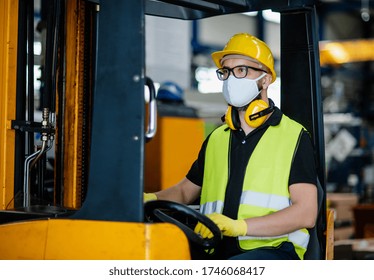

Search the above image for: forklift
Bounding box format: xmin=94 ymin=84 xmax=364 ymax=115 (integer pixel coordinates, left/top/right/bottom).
xmin=0 ymin=0 xmax=327 ymax=259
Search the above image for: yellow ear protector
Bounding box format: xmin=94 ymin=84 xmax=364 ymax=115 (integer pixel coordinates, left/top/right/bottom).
xmin=245 ymin=99 xmax=274 ymax=128
xmin=222 ymin=99 xmax=274 ymax=130
xmin=221 ymin=105 xmax=240 ymax=130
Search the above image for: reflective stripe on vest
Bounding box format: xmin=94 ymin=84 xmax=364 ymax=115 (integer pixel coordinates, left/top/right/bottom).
xmin=201 ymin=115 xmax=309 ymax=259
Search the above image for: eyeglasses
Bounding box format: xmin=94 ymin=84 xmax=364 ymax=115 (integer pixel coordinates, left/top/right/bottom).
xmin=216 ymin=65 xmax=267 ymax=81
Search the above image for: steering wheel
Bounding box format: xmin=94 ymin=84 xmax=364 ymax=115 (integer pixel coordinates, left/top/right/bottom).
xmin=144 ymin=200 xmax=222 ymax=249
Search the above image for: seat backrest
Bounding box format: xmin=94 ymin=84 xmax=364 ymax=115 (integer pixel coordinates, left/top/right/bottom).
xmin=304 ymin=178 xmax=324 ymax=260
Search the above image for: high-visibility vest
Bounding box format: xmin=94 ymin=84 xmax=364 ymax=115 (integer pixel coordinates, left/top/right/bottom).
xmin=200 ymin=115 xmax=310 ymax=259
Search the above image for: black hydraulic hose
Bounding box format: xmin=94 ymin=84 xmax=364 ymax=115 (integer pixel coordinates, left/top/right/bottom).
xmin=14 ymin=0 xmax=28 ymax=198
xmin=43 ymin=0 xmax=61 ymax=112
xmin=27 ymin=0 xmax=35 ymax=155
xmin=54 ymin=0 xmax=66 ymax=206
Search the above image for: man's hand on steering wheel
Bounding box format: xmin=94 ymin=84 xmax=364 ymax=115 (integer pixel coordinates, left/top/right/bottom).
xmin=144 ymin=200 xmax=222 ymax=249
xmin=195 ymin=213 xmax=247 ymax=238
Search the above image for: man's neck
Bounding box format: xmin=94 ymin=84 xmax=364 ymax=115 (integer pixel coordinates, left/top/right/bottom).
xmin=238 ymin=108 xmax=273 ymax=135
xmin=238 ymin=111 xmax=255 ymax=135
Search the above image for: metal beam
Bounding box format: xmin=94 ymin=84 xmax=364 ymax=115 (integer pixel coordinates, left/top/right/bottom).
xmin=145 ymin=0 xmax=316 ymax=20
xmin=72 ymin=0 xmax=145 ymax=222
xmin=280 ymin=6 xmax=326 ymax=256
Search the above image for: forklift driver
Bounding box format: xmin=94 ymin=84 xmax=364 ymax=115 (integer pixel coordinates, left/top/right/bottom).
xmin=144 ymin=33 xmax=318 ymax=260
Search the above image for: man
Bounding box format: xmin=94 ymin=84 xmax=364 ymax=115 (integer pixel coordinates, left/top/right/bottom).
xmin=144 ymin=33 xmax=318 ymax=260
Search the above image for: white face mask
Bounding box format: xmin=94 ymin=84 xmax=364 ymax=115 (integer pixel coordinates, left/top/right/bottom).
xmin=222 ymin=73 xmax=266 ymax=107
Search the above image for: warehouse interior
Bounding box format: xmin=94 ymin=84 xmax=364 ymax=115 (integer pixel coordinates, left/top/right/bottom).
xmin=0 ymin=0 xmax=374 ymax=260
xmin=145 ymin=1 xmax=374 ymax=259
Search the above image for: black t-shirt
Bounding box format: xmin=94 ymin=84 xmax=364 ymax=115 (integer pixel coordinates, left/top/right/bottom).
xmin=186 ymin=107 xmax=317 ymax=259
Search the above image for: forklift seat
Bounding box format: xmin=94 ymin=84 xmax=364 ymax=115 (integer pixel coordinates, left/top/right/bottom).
xmin=325 ymin=208 xmax=335 ymax=260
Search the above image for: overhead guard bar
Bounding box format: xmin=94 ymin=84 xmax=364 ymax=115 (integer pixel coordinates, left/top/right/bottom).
xmin=145 ymin=0 xmax=316 ymax=20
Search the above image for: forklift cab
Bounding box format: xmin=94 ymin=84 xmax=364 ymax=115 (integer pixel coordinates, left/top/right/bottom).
xmin=0 ymin=0 xmax=326 ymax=259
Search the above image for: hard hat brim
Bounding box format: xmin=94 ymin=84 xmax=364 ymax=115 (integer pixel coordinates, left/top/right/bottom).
xmin=211 ymin=50 xmax=276 ymax=83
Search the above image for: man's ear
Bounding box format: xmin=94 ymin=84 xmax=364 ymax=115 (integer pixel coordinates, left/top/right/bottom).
xmin=262 ymin=73 xmax=272 ymax=90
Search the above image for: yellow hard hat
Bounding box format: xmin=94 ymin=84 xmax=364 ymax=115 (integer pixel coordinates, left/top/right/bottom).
xmin=212 ymin=33 xmax=276 ymax=83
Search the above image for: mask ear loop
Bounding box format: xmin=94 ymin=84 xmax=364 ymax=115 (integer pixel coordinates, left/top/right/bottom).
xmin=248 ymin=72 xmax=267 ymax=103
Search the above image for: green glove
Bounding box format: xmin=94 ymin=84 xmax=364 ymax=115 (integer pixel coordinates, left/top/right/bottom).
xmin=194 ymin=213 xmax=247 ymax=238
xmin=143 ymin=193 xmax=157 ymax=203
